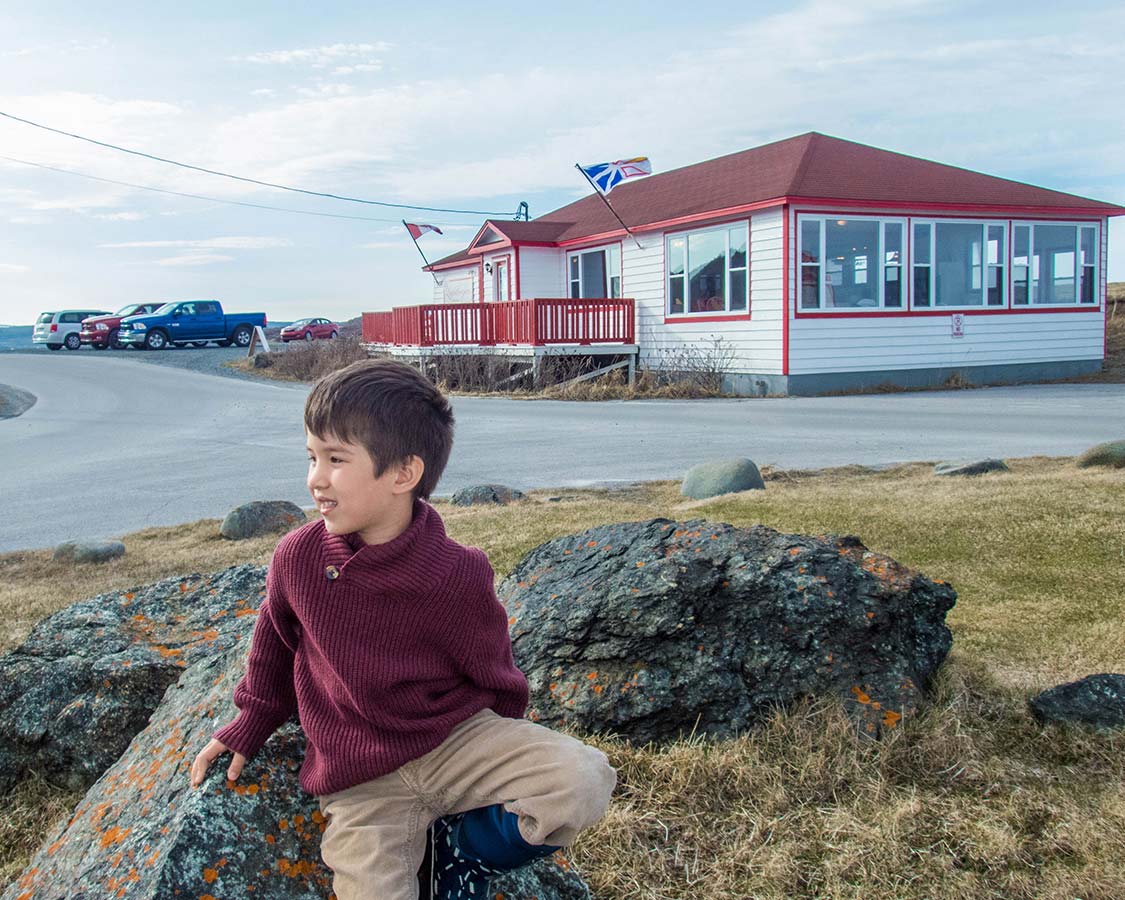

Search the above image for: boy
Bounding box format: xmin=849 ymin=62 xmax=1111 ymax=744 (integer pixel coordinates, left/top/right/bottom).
xmin=190 ymin=359 xmax=616 ymax=900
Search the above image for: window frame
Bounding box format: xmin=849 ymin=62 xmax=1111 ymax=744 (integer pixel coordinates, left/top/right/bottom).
xmin=909 ymin=218 xmax=1009 ymax=310
xmin=1011 ymin=220 xmax=1100 ymax=308
xmin=796 ymin=214 xmax=908 ymax=312
xmin=567 ymin=244 xmax=623 ymax=299
xmin=664 ymin=219 xmax=751 ymax=321
xmin=794 ymin=212 xmax=1102 ymax=316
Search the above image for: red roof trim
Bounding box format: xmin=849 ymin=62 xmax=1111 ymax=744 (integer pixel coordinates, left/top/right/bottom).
xmin=790 ymin=197 xmax=1121 ymax=217
xmin=427 ymin=258 xmax=480 ymax=272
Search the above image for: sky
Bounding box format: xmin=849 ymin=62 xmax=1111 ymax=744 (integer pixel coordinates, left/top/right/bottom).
xmin=1 ymin=0 xmax=1124 ymax=325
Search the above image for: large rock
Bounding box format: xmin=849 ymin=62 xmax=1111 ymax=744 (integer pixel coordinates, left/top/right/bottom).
xmin=1029 ymin=674 xmax=1125 ymax=730
xmin=1075 ymin=440 xmax=1125 ymax=469
xmin=933 ymin=458 xmax=1009 ymax=477
xmin=450 ymin=484 xmax=527 ymax=506
xmin=681 ymin=458 xmax=765 ymax=499
xmin=0 ymin=565 xmax=589 ymax=899
xmin=3 ymin=615 xmax=589 ymax=900
xmin=500 ymin=519 xmax=955 ymax=742
xmin=0 ymin=566 xmax=264 ymax=793
xmin=52 ymin=540 xmax=126 ymax=563
xmin=220 ymin=501 xmax=306 ymax=540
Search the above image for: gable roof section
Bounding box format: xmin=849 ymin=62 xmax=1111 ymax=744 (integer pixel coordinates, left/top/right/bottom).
xmin=427 ymin=133 xmax=1124 ymax=268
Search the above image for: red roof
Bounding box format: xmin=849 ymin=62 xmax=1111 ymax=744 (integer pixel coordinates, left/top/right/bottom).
xmin=428 ymin=132 xmax=1124 ymax=267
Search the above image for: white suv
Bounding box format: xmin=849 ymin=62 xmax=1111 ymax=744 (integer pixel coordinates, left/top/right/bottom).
xmin=33 ymin=309 xmax=111 ymax=351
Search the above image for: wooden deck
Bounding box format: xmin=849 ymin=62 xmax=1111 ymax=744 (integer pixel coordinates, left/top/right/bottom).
xmin=361 ymin=298 xmax=635 ymax=348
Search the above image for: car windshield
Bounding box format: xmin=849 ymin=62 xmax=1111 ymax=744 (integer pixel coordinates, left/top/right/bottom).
xmin=115 ymin=304 xmax=141 ymax=316
xmin=288 ymin=319 xmax=311 ymax=327
xmin=153 ymin=302 xmax=178 ymax=314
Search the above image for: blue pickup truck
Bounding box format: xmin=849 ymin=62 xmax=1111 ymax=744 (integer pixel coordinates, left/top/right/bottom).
xmin=116 ymin=300 xmax=267 ymax=350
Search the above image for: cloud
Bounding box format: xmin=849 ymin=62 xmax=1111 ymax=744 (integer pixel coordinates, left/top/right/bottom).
xmin=100 ymin=236 xmax=292 ymax=249
xmin=0 ymin=263 xmax=29 ymax=273
xmin=153 ymin=254 xmax=233 ymax=267
xmin=92 ymin=211 xmax=149 ymax=221
xmin=235 ymin=43 xmax=390 ymax=68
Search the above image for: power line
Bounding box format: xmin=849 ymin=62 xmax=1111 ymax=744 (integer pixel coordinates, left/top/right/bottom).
xmin=0 ymin=109 xmax=512 ymax=217
xmin=0 ymin=154 xmax=472 ymax=226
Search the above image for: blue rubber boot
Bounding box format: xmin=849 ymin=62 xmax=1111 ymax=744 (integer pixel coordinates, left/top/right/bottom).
xmin=430 ymin=805 xmax=561 ymax=898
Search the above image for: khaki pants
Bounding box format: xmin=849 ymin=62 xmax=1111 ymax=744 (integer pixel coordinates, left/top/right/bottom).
xmin=317 ymin=709 xmax=617 ymax=900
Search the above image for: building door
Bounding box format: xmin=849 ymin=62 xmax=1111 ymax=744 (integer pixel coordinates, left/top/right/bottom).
xmin=494 ymin=260 xmax=509 ymax=301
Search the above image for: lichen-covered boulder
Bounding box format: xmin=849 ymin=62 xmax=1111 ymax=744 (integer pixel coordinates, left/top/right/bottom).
xmin=450 ymin=484 xmax=528 ymax=506
xmin=1029 ymin=674 xmax=1125 ymax=730
xmin=500 ymin=519 xmax=956 ymax=742
xmin=1075 ymin=440 xmax=1125 ymax=469
xmin=220 ymin=501 xmax=306 ymax=540
xmin=933 ymin=458 xmax=1009 ymax=477
xmin=681 ymin=458 xmax=765 ymax=499
xmin=4 ymin=634 xmax=590 ymax=900
xmin=52 ymin=540 xmax=127 ymax=563
xmin=0 ymin=566 xmax=264 ymax=793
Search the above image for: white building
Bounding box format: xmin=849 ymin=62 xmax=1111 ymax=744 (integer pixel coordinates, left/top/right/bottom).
xmin=365 ymin=133 xmax=1123 ymax=395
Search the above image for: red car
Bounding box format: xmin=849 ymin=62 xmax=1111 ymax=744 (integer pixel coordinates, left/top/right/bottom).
xmin=79 ymin=302 xmax=166 ymax=350
xmin=280 ymin=317 xmax=340 ymax=342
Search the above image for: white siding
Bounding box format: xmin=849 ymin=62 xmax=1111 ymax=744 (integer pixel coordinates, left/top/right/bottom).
xmin=434 ymin=264 xmax=479 ymax=304
xmin=517 ymin=246 xmax=564 ymax=299
xmin=785 ymin=208 xmax=1107 ymax=374
xmin=632 ymin=208 xmax=785 ymax=375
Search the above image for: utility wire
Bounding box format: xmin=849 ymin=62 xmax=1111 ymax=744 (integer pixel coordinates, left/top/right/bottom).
xmin=0 ymin=109 xmax=512 ymax=217
xmin=0 ymin=154 xmax=471 ymax=226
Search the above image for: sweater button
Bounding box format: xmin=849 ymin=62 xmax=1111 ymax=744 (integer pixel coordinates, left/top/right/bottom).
xmin=325 ymin=565 xmax=340 ymax=580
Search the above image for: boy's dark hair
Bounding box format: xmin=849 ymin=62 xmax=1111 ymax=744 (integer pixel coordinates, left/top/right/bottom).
xmin=304 ymin=359 xmax=454 ymax=499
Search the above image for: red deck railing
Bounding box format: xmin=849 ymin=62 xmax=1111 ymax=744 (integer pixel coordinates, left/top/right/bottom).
xmin=362 ymin=298 xmax=635 ymax=347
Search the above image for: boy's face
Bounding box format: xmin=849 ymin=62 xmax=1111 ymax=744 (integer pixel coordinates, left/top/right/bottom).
xmin=306 ymin=430 xmax=411 ymax=542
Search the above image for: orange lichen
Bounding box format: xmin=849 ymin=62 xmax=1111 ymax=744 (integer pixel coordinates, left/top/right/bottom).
xmin=850 ymin=686 xmax=871 ymax=705
xmin=203 ymin=868 xmax=218 ymax=883
xmin=99 ymin=826 xmax=131 ymax=849
xmin=635 ymin=561 xmax=645 ymax=567
xmin=883 ymin=710 xmax=902 ymax=728
xmin=586 ymin=672 xmax=598 ymax=680
xmin=265 ymin=834 xmax=276 ymax=845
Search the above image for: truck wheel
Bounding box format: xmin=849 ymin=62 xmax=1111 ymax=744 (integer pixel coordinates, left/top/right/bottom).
xmin=232 ymin=326 xmax=253 ymax=347
xmin=305 ymin=331 xmax=314 ymax=342
xmin=46 ymin=343 xmax=62 ymax=351
xmin=109 ymin=329 xmax=124 ymax=350
xmin=329 ymin=330 xmax=338 ymax=339
xmin=64 ymin=333 xmax=82 ymax=350
xmin=145 ymin=330 xmax=168 ymax=350
xmin=216 ymin=340 xmax=231 ymax=347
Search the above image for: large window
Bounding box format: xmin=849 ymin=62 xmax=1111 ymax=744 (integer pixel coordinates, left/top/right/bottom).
xmin=666 ymin=223 xmax=749 ymax=315
xmin=569 ymin=246 xmax=621 ymax=298
xmin=1013 ymin=223 xmax=1099 ymax=305
xmin=799 ymin=217 xmax=904 ymax=309
xmin=912 ymin=221 xmax=1005 ymax=307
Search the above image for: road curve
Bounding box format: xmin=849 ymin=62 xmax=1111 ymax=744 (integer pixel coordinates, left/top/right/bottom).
xmin=1 ymin=353 xmax=1123 ymax=552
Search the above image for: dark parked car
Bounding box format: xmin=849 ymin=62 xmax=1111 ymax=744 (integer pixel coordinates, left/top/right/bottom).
xmin=79 ymin=303 xmax=166 ymax=350
xmin=280 ymin=317 xmax=340 ymax=342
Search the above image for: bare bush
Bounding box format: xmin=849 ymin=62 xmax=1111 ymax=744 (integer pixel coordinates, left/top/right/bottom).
xmin=251 ymin=335 xmax=371 ymax=382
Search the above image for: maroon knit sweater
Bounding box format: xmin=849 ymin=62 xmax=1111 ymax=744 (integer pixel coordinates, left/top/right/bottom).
xmin=213 ymin=499 xmax=529 ymax=796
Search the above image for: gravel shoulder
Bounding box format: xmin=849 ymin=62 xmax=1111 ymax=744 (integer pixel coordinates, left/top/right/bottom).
xmin=3 ymin=345 xmax=284 ymax=384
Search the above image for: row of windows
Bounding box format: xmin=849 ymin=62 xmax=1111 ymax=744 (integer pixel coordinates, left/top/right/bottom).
xmin=533 ymin=215 xmax=1102 ymax=316
xmin=799 ymin=216 xmax=1099 ymax=311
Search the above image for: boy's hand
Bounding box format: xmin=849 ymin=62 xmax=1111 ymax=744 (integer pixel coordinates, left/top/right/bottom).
xmin=190 ymin=739 xmax=246 ymax=788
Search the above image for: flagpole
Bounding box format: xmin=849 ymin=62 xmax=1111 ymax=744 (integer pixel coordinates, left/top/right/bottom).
xmin=574 ymin=164 xmax=644 ymax=250
xmin=404 ymin=220 xmax=440 ymax=285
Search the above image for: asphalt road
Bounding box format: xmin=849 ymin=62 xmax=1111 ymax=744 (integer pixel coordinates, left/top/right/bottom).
xmin=2 ymin=352 xmax=1123 ymax=552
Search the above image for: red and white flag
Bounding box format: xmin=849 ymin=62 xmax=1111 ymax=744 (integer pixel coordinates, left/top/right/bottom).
xmin=404 ymin=222 xmax=443 ymax=240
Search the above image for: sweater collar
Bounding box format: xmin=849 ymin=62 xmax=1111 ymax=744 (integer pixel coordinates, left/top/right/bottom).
xmin=320 ymin=499 xmax=440 ymax=576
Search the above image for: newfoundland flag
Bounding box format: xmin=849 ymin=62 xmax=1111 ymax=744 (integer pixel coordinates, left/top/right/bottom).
xmin=404 ymin=222 xmax=443 ymax=239
xmin=579 ymin=157 xmax=652 ymax=194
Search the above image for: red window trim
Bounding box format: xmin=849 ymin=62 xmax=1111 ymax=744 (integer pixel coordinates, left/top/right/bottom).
xmin=791 ymin=211 xmax=1105 ymax=319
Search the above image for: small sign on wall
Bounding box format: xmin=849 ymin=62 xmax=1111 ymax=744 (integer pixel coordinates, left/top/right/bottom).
xmin=951 ymin=314 xmax=965 ymax=338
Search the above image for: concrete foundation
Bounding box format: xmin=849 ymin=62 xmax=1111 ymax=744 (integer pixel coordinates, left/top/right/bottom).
xmin=723 ymin=359 xmax=1102 ymax=397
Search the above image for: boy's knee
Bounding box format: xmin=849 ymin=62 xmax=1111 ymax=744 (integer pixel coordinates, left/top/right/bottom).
xmin=554 ymin=742 xmax=616 ymax=819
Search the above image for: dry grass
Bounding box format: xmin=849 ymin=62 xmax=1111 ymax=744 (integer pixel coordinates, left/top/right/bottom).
xmin=2 ymin=459 xmax=1124 ymax=897
xmin=224 ymin=334 xmax=370 ymax=383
